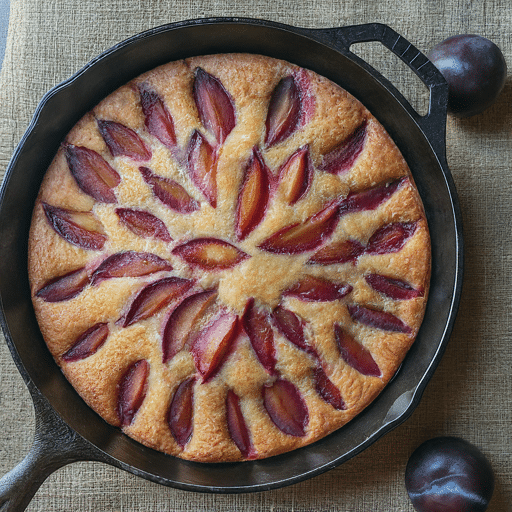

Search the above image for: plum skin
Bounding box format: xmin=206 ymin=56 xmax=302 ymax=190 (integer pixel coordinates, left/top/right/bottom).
xmin=405 ymin=436 xmax=494 ymax=512
xmin=428 ymin=34 xmax=507 ymax=117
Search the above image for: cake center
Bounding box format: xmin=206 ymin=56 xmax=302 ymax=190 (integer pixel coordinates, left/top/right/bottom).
xmin=217 ymin=250 xmax=307 ymax=313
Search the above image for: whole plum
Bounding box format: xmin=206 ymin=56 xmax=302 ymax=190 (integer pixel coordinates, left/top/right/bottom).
xmin=428 ymin=34 xmax=507 ymax=117
xmin=405 ymin=436 xmax=494 ymax=512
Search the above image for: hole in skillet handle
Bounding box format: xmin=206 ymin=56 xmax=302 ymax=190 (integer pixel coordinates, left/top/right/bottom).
xmin=350 ymin=41 xmax=430 ymax=116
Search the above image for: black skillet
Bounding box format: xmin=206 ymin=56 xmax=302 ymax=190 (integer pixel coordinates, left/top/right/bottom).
xmin=0 ymin=18 xmax=463 ymax=511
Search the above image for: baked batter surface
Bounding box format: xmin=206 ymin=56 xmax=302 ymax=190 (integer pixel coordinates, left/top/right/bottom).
xmin=28 ymin=54 xmax=430 ymax=461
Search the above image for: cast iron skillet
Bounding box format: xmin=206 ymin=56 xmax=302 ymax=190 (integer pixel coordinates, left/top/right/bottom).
xmin=0 ymin=18 xmax=463 ymax=510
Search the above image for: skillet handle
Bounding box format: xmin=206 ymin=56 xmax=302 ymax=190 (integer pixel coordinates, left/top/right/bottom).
xmin=0 ymin=382 xmax=103 ymax=511
xmin=314 ymin=23 xmax=449 ymax=162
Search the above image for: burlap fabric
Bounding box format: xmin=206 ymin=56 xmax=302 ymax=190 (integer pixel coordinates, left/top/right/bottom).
xmin=1 ymin=1 xmax=511 ymax=510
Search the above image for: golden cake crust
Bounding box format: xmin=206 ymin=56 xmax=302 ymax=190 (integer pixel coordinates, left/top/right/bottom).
xmin=28 ymin=53 xmax=431 ymax=462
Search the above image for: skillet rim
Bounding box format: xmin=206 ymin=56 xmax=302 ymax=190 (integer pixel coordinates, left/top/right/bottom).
xmin=0 ymin=17 xmax=463 ymax=493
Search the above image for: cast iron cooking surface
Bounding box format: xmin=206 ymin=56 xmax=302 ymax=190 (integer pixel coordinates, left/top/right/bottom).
xmin=0 ymin=18 xmax=462 ymax=497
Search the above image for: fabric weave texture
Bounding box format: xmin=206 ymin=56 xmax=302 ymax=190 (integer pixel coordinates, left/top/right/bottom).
xmin=0 ymin=1 xmax=511 ymax=510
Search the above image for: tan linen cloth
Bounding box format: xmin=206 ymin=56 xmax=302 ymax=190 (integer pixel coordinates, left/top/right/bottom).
xmin=1 ymin=0 xmax=511 ymax=510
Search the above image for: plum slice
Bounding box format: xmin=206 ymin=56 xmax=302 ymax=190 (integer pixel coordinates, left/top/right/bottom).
xmin=277 ymin=145 xmax=313 ymax=205
xmin=121 ymin=277 xmax=194 ymax=327
xmin=308 ymin=239 xmax=364 ymax=265
xmin=191 ymin=310 xmax=239 ymax=382
xmin=193 ymin=67 xmax=236 ymax=144
xmin=117 ymin=359 xmax=149 ymax=426
xmin=242 ymin=299 xmax=276 ymax=375
xmin=271 ymin=305 xmax=316 ymax=357
xmin=42 ymin=202 xmax=107 ymax=251
xmin=97 ymin=119 xmax=151 ymax=161
xmin=226 ymin=390 xmax=256 ymax=459
xmin=91 ymin=251 xmax=172 ymax=285
xmin=186 ymin=130 xmax=218 ymax=207
xmin=115 ymin=208 xmax=172 ymax=242
xmin=162 ymin=289 xmax=217 ymax=363
xmin=263 ymin=379 xmax=308 ymax=437
xmin=168 ymin=376 xmax=196 ymax=448
xmin=138 ymin=83 xmax=176 ymax=149
xmin=36 ymin=267 xmax=89 ymax=302
xmin=319 ymin=120 xmax=367 ymax=175
xmin=348 ymin=304 xmax=412 ymax=334
xmin=365 ymin=273 xmax=423 ymax=300
xmin=139 ymin=166 xmax=199 ymax=214
xmin=235 ymin=148 xmax=271 ymax=241
xmin=172 ymin=238 xmax=249 ymax=271
xmin=339 ymin=177 xmax=407 ymax=215
xmin=65 ymin=145 xmax=121 ymax=203
xmin=313 ymin=365 xmax=346 ymax=410
xmin=62 ymin=323 xmax=109 ymax=363
xmin=365 ymin=221 xmax=418 ymax=255
xmin=283 ymin=275 xmax=352 ymax=302
xmin=258 ymin=199 xmax=341 ymax=255
xmin=265 ymin=76 xmax=301 ymax=147
xmin=334 ymin=324 xmax=381 ymax=377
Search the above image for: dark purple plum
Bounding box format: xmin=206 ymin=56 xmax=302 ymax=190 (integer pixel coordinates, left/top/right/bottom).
xmin=428 ymin=34 xmax=507 ymax=117
xmin=405 ymin=436 xmax=494 ymax=512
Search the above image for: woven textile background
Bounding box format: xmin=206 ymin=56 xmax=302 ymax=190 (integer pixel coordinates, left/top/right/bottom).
xmin=1 ymin=0 xmax=511 ymax=510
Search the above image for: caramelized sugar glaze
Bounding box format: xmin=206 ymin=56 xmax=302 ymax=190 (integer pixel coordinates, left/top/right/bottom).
xmin=28 ymin=54 xmax=430 ymax=462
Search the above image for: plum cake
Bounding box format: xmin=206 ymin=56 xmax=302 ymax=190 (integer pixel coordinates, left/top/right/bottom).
xmin=28 ymin=54 xmax=431 ymax=462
